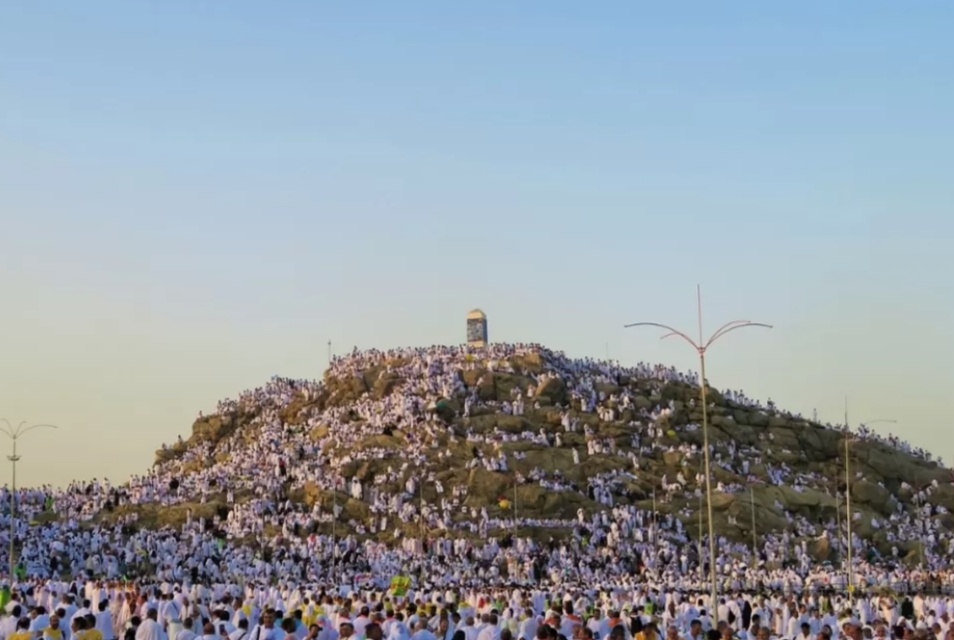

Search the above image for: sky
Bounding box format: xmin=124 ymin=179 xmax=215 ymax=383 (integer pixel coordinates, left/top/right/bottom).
xmin=1 ymin=2 xmax=952 ymax=488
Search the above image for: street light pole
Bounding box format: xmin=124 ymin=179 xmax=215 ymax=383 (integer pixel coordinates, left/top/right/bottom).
xmin=913 ymin=475 xmax=925 ymax=569
xmin=625 ymin=285 xmax=771 ymax=618
xmin=331 ymin=470 xmax=337 ymax=586
xmin=513 ymin=477 xmax=518 ymax=534
xmin=843 ymin=409 xmax=896 ymax=598
xmin=834 ymin=479 xmax=842 ymax=562
xmin=419 ymin=476 xmax=426 ymax=553
xmin=698 ymin=491 xmax=703 ymax=568
xmin=652 ymin=487 xmax=657 ymax=558
xmin=750 ymin=485 xmax=757 ymax=558
xmin=843 ymin=402 xmax=853 ymax=599
xmin=0 ymin=420 xmax=58 ymax=581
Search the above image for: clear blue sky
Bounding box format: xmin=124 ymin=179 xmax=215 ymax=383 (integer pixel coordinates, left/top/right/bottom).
xmin=1 ymin=2 xmax=952 ymax=488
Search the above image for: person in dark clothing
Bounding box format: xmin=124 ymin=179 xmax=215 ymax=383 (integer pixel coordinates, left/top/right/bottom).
xmin=742 ymin=600 xmax=753 ymax=630
xmin=124 ymin=616 xmax=141 ymax=640
xmin=900 ymin=598 xmax=914 ymax=622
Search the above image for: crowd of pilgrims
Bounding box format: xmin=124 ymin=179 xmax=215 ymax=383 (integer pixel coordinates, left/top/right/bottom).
xmin=1 ymin=345 xmax=951 ymax=598
xmin=2 ymin=579 xmax=954 ymax=640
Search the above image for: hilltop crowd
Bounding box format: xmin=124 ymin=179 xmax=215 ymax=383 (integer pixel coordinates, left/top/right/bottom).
xmin=0 ymin=345 xmax=950 ymax=603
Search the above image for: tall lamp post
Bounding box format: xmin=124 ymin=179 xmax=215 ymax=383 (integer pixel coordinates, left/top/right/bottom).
xmin=912 ymin=475 xmax=926 ymax=569
xmin=749 ymin=485 xmax=758 ymax=558
xmin=330 ymin=459 xmax=343 ymax=587
xmin=843 ymin=412 xmax=896 ymax=597
xmin=513 ymin=474 xmax=519 ymax=534
xmin=625 ymin=285 xmax=771 ymax=617
xmin=0 ymin=420 xmax=58 ymax=580
xmin=830 ymin=476 xmax=842 ymax=563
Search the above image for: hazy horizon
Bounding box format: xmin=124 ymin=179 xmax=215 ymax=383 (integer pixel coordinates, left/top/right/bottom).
xmin=2 ymin=2 xmax=952 ymax=488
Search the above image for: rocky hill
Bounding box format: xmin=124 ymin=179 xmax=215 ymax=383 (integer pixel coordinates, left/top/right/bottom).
xmin=135 ymin=344 xmax=948 ymax=569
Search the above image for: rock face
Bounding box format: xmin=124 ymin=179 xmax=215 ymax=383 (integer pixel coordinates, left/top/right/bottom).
xmin=147 ymin=344 xmax=946 ymax=565
xmin=155 ymin=413 xmax=249 ymax=466
xmin=535 ymin=377 xmax=567 ymax=406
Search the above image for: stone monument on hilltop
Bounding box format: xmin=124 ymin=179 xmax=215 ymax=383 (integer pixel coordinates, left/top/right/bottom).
xmin=466 ymin=309 xmax=488 ymax=347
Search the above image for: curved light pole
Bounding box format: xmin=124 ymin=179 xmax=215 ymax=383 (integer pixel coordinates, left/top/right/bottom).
xmin=0 ymin=420 xmax=58 ymax=580
xmin=911 ymin=474 xmax=927 ymax=570
xmin=843 ymin=411 xmax=896 ymax=597
xmin=829 ymin=475 xmax=843 ymax=563
xmin=330 ymin=459 xmax=341 ymax=587
xmin=624 ymin=285 xmax=771 ymax=619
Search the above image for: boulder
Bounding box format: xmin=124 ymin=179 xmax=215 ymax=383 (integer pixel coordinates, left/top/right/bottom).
xmin=372 ymin=372 xmax=402 ymax=399
xmin=851 ymin=480 xmax=891 ymax=512
xmin=536 ymin=377 xmax=568 ymax=406
xmin=747 ymin=411 xmax=770 ymax=427
xmin=461 ymin=370 xmax=497 ymax=401
xmin=808 ymin=536 xmax=832 ymax=563
xmin=595 ymin=383 xmax=620 ymax=396
xmin=509 ymin=352 xmax=545 ymax=374
xmin=325 ymin=374 xmax=369 ymax=407
xmin=663 ymin=451 xmax=684 ymax=467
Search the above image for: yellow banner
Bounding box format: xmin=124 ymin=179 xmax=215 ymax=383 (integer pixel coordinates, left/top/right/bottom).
xmin=390 ymin=575 xmax=411 ymax=596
